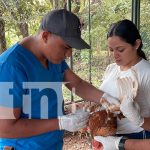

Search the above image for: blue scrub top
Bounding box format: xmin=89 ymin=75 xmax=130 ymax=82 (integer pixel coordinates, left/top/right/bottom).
xmin=0 ymin=43 xmax=69 ymax=150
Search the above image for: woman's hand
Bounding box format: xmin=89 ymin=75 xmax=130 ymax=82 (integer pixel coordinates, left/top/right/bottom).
xmin=117 ymin=69 xmax=144 ymax=127
xmin=94 ymin=136 xmax=122 ymax=150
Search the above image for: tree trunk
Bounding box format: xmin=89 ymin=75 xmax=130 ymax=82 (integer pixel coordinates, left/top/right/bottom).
xmin=72 ymin=0 xmax=81 ymax=13
xmin=72 ymin=0 xmax=81 ymax=58
xmin=60 ymin=0 xmax=67 ymax=9
xmin=18 ymin=22 xmax=29 ymax=38
xmin=0 ymin=13 xmax=6 ymax=53
xmin=15 ymin=1 xmax=29 ymax=37
xmin=91 ymin=0 xmax=101 ymax=4
xmin=50 ymin=0 xmax=59 ymax=9
xmin=50 ymin=0 xmax=67 ymax=9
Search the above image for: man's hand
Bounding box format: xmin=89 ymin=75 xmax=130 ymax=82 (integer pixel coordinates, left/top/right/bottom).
xmin=94 ymin=136 xmax=122 ymax=150
xmin=120 ymin=96 xmax=144 ymax=127
xmin=58 ymin=109 xmax=89 ymax=132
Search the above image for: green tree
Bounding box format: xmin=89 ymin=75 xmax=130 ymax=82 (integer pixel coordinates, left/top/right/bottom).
xmin=0 ymin=2 xmax=6 ymax=53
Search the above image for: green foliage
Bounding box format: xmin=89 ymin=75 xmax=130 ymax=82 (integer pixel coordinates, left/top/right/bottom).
xmin=140 ymin=0 xmax=150 ymax=56
xmin=1 ymin=0 xmax=51 ymax=46
xmin=1 ymin=0 xmax=150 ymax=102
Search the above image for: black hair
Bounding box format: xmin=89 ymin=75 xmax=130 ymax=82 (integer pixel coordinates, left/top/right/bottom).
xmin=107 ymin=19 xmax=147 ymax=60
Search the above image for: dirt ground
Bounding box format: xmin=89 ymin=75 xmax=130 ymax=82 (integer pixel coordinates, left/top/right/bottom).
xmin=63 ymin=131 xmax=92 ymax=150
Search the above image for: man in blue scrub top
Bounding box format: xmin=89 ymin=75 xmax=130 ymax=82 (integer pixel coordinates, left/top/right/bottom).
xmin=0 ymin=9 xmax=119 ymax=150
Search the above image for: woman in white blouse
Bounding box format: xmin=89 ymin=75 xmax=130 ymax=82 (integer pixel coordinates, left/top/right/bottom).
xmin=93 ymin=19 xmax=150 ymax=150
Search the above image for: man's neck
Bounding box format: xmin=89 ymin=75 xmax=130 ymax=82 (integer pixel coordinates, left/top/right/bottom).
xmin=19 ymin=36 xmax=48 ymax=69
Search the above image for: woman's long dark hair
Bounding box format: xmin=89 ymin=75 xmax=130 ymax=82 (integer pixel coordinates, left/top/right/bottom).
xmin=107 ymin=19 xmax=147 ymax=60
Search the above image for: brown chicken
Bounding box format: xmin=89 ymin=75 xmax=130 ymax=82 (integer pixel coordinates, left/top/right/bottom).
xmin=88 ymin=110 xmax=117 ymax=137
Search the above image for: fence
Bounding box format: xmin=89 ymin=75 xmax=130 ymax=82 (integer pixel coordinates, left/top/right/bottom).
xmin=0 ymin=0 xmax=150 ymax=104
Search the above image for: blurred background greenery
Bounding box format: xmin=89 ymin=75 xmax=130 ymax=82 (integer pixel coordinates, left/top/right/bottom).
xmin=0 ymin=0 xmax=150 ymax=103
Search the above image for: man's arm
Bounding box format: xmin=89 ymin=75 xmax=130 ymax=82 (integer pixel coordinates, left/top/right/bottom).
xmin=125 ymin=139 xmax=150 ymax=150
xmin=0 ymin=107 xmax=59 ymax=138
xmin=64 ymin=69 xmax=104 ymax=103
xmin=0 ymin=106 xmax=89 ymax=138
xmin=64 ymin=69 xmax=120 ymax=107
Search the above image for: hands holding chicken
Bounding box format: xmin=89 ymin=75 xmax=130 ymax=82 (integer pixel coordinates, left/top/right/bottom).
xmin=62 ymin=68 xmax=143 ymax=137
xmin=94 ymin=68 xmax=144 ymax=150
xmin=117 ymin=69 xmax=144 ymax=127
xmin=100 ymin=68 xmax=142 ymax=125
